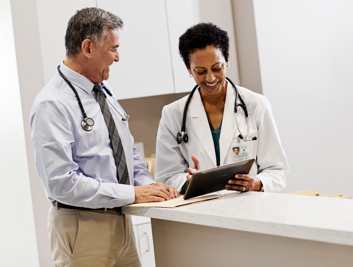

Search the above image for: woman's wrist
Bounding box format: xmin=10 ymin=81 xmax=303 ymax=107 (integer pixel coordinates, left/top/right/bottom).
xmin=255 ymin=178 xmax=263 ymax=191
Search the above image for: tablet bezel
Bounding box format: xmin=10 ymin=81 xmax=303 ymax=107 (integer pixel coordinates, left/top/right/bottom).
xmin=183 ymin=159 xmax=255 ymax=200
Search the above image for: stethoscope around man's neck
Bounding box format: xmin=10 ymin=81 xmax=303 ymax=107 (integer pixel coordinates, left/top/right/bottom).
xmin=57 ymin=65 xmax=129 ymax=131
xmin=176 ymin=77 xmax=257 ymax=144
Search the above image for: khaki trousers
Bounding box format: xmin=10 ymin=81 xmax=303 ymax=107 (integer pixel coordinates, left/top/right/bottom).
xmin=48 ymin=206 xmax=141 ymax=267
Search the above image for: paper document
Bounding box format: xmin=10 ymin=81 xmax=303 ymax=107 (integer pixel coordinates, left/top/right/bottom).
xmin=127 ymin=189 xmax=240 ymax=208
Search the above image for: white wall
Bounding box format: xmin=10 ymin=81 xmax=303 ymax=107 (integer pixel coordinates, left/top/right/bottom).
xmin=253 ymin=0 xmax=353 ymax=195
xmin=166 ymin=0 xmax=240 ymax=93
xmin=231 ymin=0 xmax=262 ymax=94
xmin=10 ymin=0 xmax=52 ymax=265
xmin=0 ymin=0 xmax=39 ymax=266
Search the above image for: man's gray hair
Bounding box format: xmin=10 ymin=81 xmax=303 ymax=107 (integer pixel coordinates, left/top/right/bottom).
xmin=65 ymin=7 xmax=123 ymax=57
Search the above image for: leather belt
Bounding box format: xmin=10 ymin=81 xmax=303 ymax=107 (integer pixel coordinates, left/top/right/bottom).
xmin=52 ymin=201 xmax=122 ymax=215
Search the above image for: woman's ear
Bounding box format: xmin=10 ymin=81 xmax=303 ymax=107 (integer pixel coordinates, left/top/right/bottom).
xmin=187 ymin=66 xmax=192 ymax=77
xmin=226 ymin=53 xmax=230 ymax=68
xmin=81 ymin=39 xmax=93 ymax=58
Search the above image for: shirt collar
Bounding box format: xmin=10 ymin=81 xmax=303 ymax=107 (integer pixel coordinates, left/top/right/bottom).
xmin=59 ymin=62 xmax=96 ymax=93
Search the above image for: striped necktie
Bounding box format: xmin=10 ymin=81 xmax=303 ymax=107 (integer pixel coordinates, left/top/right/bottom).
xmin=93 ymin=83 xmax=130 ymax=185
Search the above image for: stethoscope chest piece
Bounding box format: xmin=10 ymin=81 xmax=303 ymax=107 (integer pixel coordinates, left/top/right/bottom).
xmin=81 ymin=117 xmax=95 ymax=131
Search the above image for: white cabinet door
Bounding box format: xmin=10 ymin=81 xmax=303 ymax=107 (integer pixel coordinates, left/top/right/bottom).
xmin=166 ymin=0 xmax=240 ymax=93
xmin=132 ymin=215 xmax=151 ymax=226
xmin=36 ymin=0 xmax=97 ymax=84
xmin=97 ymin=0 xmax=174 ymax=100
xmin=136 ymin=223 xmax=156 ymax=267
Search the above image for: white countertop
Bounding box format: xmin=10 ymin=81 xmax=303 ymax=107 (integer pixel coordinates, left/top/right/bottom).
xmin=123 ymin=192 xmax=353 ymax=246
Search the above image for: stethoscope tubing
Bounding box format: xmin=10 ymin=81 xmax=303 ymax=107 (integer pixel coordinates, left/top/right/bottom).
xmin=181 ymin=84 xmax=198 ymax=133
xmin=57 ymin=65 xmax=129 ymax=131
xmin=57 ymin=65 xmax=88 ymax=119
xmin=177 ymin=77 xmax=254 ymax=144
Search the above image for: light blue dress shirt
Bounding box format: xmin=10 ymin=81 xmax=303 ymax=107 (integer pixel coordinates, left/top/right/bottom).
xmin=30 ymin=63 xmax=154 ymax=209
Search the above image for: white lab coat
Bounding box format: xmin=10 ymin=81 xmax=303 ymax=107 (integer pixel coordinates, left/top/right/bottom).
xmin=156 ymin=83 xmax=289 ymax=193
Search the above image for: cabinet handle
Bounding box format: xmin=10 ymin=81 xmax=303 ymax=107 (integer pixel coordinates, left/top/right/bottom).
xmin=142 ymin=232 xmax=150 ymax=252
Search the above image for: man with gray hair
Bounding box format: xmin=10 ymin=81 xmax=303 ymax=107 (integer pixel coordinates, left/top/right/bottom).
xmin=30 ymin=7 xmax=178 ymax=266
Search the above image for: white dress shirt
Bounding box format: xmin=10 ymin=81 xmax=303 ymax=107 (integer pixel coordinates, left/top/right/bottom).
xmin=30 ymin=63 xmax=154 ymax=208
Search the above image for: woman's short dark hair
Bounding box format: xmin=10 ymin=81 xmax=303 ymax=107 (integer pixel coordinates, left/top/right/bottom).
xmin=178 ymin=23 xmax=229 ymax=68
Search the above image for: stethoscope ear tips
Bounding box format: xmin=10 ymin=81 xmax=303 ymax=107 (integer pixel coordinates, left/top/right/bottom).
xmin=237 ymin=134 xmax=257 ymax=142
xmin=176 ymin=132 xmax=188 ymax=144
xmin=183 ymin=133 xmax=188 ymax=143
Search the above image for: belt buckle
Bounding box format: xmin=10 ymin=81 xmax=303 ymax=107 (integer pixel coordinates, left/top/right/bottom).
xmin=55 ymin=201 xmax=59 ymax=210
xmin=114 ymin=207 xmax=122 ymax=215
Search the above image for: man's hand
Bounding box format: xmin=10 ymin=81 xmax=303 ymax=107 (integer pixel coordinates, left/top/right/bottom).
xmin=186 ymin=154 xmax=201 ymax=181
xmin=134 ymin=182 xmax=179 ymax=203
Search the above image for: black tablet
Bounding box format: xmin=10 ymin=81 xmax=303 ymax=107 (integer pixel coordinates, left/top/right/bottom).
xmin=183 ymin=159 xmax=255 ymax=200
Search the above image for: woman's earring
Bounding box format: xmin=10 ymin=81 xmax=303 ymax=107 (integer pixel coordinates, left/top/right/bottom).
xmin=189 ymin=74 xmax=192 ymax=77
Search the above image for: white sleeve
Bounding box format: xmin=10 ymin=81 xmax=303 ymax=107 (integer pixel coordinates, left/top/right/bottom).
xmin=255 ymin=97 xmax=290 ymax=192
xmin=132 ymin=146 xmax=155 ymax=186
xmin=155 ymin=106 xmax=189 ymax=192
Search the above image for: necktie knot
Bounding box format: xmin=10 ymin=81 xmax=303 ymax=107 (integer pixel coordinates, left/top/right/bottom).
xmin=93 ymin=83 xmax=103 ymax=94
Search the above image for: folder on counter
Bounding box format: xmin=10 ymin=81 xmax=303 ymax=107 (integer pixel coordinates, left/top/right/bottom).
xmin=288 ymin=189 xmax=319 ymax=196
xmin=126 ymin=190 xmax=240 ymax=208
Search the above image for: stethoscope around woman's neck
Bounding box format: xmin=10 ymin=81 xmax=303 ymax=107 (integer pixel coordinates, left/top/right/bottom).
xmin=176 ymin=77 xmax=257 ymax=144
xmin=57 ymin=65 xmax=129 ymax=131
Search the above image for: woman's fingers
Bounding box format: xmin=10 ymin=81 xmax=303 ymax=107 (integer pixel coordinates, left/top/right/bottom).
xmin=225 ymin=184 xmax=246 ymax=191
xmin=191 ymin=154 xmax=201 ymax=170
xmin=235 ymin=174 xmax=251 ymax=180
xmin=227 ymin=175 xmax=252 ymax=191
xmin=227 ymin=174 xmax=262 ymax=191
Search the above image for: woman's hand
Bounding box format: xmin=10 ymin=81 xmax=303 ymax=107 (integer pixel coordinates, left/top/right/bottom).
xmin=186 ymin=154 xmax=201 ymax=181
xmin=226 ymin=174 xmax=262 ymax=192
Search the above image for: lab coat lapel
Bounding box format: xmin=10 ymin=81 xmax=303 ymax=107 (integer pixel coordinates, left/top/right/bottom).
xmin=219 ymin=84 xmax=237 ymax=165
xmin=190 ymin=89 xmax=217 ymax=166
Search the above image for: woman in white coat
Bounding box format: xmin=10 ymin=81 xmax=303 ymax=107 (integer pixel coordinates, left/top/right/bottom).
xmin=156 ymin=23 xmax=289 ymax=194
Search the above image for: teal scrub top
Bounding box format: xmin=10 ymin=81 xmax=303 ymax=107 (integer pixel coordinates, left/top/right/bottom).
xmin=209 ymin=119 xmax=222 ymax=167
xmin=180 ymin=119 xmax=223 ymax=194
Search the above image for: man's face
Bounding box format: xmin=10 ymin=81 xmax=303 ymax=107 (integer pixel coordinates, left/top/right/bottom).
xmin=91 ymin=28 xmax=120 ymax=83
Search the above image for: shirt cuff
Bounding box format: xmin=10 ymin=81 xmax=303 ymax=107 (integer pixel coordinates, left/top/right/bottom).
xmin=116 ymin=184 xmax=135 ymax=206
xmin=176 ymin=175 xmax=188 ymax=192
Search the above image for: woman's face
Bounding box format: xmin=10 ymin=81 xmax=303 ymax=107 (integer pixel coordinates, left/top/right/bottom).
xmin=188 ymin=45 xmax=229 ymax=97
xmin=233 ymin=148 xmax=239 ymax=155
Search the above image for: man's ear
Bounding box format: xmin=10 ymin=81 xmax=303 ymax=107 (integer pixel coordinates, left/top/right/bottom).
xmin=81 ymin=39 xmax=93 ymax=59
